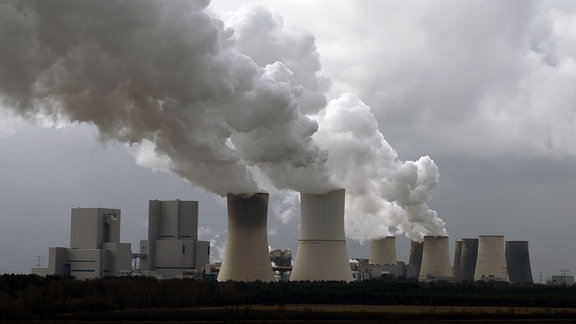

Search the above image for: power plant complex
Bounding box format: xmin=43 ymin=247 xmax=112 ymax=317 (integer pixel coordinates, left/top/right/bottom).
xmin=31 ymin=192 xmax=535 ymax=284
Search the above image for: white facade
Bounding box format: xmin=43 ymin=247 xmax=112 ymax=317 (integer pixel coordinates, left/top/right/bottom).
xmin=142 ymin=200 xmax=210 ymax=279
xmin=474 ymin=235 xmax=508 ymax=281
xmin=369 ymin=237 xmax=397 ymax=265
xmin=32 ymin=208 xmax=132 ymax=279
xmin=290 ymin=189 xmax=353 ymax=282
xmin=217 ymin=193 xmax=275 ymax=282
xmin=419 ymin=236 xmax=452 ymax=281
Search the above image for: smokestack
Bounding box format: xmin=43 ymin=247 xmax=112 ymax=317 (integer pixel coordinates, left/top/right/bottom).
xmin=217 ymin=193 xmax=274 ymax=282
xmin=474 ymin=235 xmax=508 ymax=281
xmin=453 ymin=240 xmax=462 ymax=281
xmin=460 ymin=238 xmax=479 ymax=281
xmin=290 ymin=188 xmax=353 ymax=282
xmin=369 ymin=237 xmax=397 ymax=265
xmin=408 ymin=240 xmax=424 ymax=279
xmin=419 ymin=236 xmax=452 ymax=281
xmin=505 ymin=241 xmax=533 ymax=284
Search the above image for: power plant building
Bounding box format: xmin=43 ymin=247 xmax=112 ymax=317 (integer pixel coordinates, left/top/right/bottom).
xmin=408 ymin=240 xmax=424 ymax=279
xmin=140 ymin=200 xmax=210 ymax=279
xmin=453 ymin=240 xmax=462 ymax=281
xmin=369 ymin=237 xmax=397 ymax=265
xmin=32 ymin=208 xmax=132 ymax=279
xmin=290 ymin=189 xmax=353 ymax=282
xmin=474 ymin=235 xmax=508 ymax=281
xmin=459 ymin=238 xmax=479 ymax=281
xmin=217 ymin=193 xmax=275 ymax=282
xmin=505 ymin=241 xmax=533 ymax=284
xmin=418 ymin=236 xmax=452 ymax=281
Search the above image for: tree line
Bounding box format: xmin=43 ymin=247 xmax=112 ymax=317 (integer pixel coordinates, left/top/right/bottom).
xmin=1 ymin=274 xmax=576 ymax=320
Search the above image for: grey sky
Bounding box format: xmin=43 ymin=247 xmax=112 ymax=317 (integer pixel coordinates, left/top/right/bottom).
xmin=1 ymin=1 xmax=575 ymax=281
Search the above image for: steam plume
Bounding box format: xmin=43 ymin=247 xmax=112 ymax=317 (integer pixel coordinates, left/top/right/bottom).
xmin=0 ymin=0 xmax=333 ymax=195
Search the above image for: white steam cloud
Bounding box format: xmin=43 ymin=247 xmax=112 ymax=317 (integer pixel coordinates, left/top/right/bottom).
xmin=0 ymin=1 xmax=447 ymax=239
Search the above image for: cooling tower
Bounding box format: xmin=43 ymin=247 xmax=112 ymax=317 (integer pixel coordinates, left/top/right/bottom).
xmin=369 ymin=237 xmax=397 ymax=265
xmin=418 ymin=236 xmax=452 ymax=281
xmin=453 ymin=240 xmax=462 ymax=281
xmin=474 ymin=235 xmax=508 ymax=281
xmin=217 ymin=193 xmax=274 ymax=282
xmin=505 ymin=241 xmax=533 ymax=283
xmin=290 ymin=188 xmax=353 ymax=282
xmin=460 ymin=238 xmax=479 ymax=281
xmin=408 ymin=240 xmax=424 ymax=278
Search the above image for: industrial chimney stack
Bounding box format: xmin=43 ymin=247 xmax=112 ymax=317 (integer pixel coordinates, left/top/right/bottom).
xmin=217 ymin=193 xmax=274 ymax=282
xmin=290 ymin=188 xmax=353 ymax=282
xmin=418 ymin=236 xmax=452 ymax=281
xmin=505 ymin=241 xmax=533 ymax=283
xmin=369 ymin=237 xmax=397 ymax=265
xmin=474 ymin=235 xmax=508 ymax=281
xmin=459 ymin=238 xmax=479 ymax=281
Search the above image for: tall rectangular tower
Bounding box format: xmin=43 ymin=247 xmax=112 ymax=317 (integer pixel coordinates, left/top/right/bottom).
xmin=70 ymin=208 xmax=120 ymax=249
xmin=144 ymin=200 xmax=209 ymax=278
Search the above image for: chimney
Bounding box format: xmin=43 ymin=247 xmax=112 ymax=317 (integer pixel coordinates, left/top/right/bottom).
xmin=474 ymin=235 xmax=508 ymax=281
xmin=217 ymin=193 xmax=274 ymax=282
xmin=419 ymin=236 xmax=452 ymax=281
xmin=453 ymin=240 xmax=462 ymax=281
xmin=408 ymin=240 xmax=424 ymax=279
xmin=459 ymin=238 xmax=479 ymax=281
xmin=369 ymin=237 xmax=397 ymax=265
xmin=290 ymin=188 xmax=353 ymax=282
xmin=505 ymin=241 xmax=533 ymax=284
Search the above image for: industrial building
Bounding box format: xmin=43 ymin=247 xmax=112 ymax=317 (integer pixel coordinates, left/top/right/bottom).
xmin=32 ymin=208 xmax=132 ymax=279
xmin=217 ymin=193 xmax=275 ymax=282
xmin=290 ymin=189 xmax=353 ymax=282
xmin=139 ymin=200 xmax=210 ymax=279
xmin=419 ymin=236 xmax=452 ymax=281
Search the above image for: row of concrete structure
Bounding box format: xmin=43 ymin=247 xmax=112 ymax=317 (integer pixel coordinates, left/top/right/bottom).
xmin=362 ymin=235 xmax=533 ymax=283
xmin=32 ymin=188 xmax=537 ymax=284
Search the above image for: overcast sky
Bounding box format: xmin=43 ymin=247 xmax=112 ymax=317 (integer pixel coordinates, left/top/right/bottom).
xmin=1 ymin=1 xmax=575 ymax=282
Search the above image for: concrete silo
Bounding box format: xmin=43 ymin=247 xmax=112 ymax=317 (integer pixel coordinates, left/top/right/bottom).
xmin=474 ymin=235 xmax=508 ymax=281
xmin=408 ymin=240 xmax=424 ymax=279
xmin=460 ymin=238 xmax=479 ymax=281
xmin=290 ymin=188 xmax=353 ymax=282
xmin=505 ymin=241 xmax=533 ymax=284
xmin=418 ymin=236 xmax=452 ymax=281
xmin=369 ymin=237 xmax=397 ymax=265
xmin=217 ymin=193 xmax=274 ymax=282
xmin=453 ymin=240 xmax=462 ymax=281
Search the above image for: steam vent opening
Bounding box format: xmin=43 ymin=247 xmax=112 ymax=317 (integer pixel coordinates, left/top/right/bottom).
xmin=217 ymin=192 xmax=274 ymax=282
xmin=290 ymin=188 xmax=353 ymax=282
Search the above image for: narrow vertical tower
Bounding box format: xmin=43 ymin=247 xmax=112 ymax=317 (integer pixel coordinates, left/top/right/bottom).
xmin=369 ymin=236 xmax=397 ymax=265
xmin=419 ymin=236 xmax=452 ymax=281
xmin=408 ymin=240 xmax=424 ymax=279
xmin=474 ymin=235 xmax=508 ymax=281
xmin=460 ymin=238 xmax=479 ymax=281
xmin=290 ymin=188 xmax=353 ymax=282
xmin=505 ymin=241 xmax=533 ymax=283
xmin=217 ymin=193 xmax=274 ymax=282
xmin=453 ymin=240 xmax=462 ymax=281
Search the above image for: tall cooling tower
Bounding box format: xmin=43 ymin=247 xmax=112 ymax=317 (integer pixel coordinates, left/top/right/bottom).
xmin=505 ymin=241 xmax=533 ymax=283
xmin=290 ymin=188 xmax=353 ymax=282
xmin=217 ymin=193 xmax=274 ymax=282
xmin=474 ymin=235 xmax=508 ymax=281
xmin=419 ymin=236 xmax=452 ymax=281
xmin=369 ymin=237 xmax=397 ymax=265
xmin=453 ymin=240 xmax=462 ymax=281
xmin=408 ymin=240 xmax=424 ymax=278
xmin=460 ymin=238 xmax=479 ymax=281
